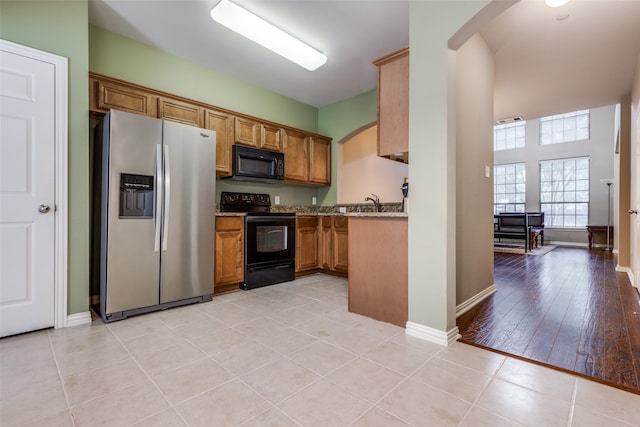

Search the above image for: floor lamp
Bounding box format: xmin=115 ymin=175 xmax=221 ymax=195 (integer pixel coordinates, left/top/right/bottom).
xmin=600 ymin=178 xmax=614 ymax=251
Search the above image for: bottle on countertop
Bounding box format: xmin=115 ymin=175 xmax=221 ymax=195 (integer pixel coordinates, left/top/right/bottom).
xmin=401 ymin=177 xmax=409 ymax=213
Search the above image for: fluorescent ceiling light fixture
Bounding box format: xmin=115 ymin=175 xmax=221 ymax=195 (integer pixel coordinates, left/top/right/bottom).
xmin=545 ymin=0 xmax=570 ymax=7
xmin=210 ymin=0 xmax=327 ymax=71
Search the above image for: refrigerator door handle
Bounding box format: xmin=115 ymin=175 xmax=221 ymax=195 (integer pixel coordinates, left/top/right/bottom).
xmin=154 ymin=144 xmax=163 ymax=252
xmin=162 ymin=144 xmax=171 ymax=251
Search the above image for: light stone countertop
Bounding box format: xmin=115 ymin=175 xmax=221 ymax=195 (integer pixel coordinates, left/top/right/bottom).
xmin=345 ymin=212 xmax=408 ymax=218
xmin=215 ymin=211 xmax=408 ymax=218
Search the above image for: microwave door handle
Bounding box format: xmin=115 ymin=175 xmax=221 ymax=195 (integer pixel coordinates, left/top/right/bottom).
xmin=162 ymin=144 xmax=171 ymax=251
xmin=153 ymin=144 xmax=162 ymax=252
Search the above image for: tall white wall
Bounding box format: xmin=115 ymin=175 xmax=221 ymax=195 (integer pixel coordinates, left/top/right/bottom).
xmin=494 ymin=105 xmax=616 ymax=245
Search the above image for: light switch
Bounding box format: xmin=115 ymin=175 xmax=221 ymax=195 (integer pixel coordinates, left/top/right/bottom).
xmin=485 ymin=166 xmax=491 ymax=179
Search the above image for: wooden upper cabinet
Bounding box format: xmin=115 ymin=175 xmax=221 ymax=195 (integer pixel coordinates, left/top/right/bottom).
xmin=92 ymin=78 xmax=156 ymax=117
xmin=374 ymin=48 xmax=409 ymax=162
xmin=205 ymin=109 xmax=234 ymax=177
xmin=283 ymin=129 xmax=309 ymax=182
xmin=309 ymin=137 xmax=331 ymax=185
xmin=88 ymin=73 xmax=332 ymax=183
xmin=158 ymin=96 xmax=202 ymax=127
xmin=234 ymin=117 xmax=258 ymax=147
xmin=259 ymin=124 xmax=283 ymax=152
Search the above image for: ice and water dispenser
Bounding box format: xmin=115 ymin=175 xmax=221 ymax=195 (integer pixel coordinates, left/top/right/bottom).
xmin=119 ymin=173 xmax=154 ymax=218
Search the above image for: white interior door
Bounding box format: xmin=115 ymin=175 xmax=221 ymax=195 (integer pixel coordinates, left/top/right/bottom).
xmin=0 ymin=47 xmax=56 ymax=337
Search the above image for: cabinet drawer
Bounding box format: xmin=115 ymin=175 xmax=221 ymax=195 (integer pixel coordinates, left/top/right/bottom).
xmin=297 ymin=216 xmax=318 ymax=228
xmin=333 ymin=216 xmax=348 ymax=229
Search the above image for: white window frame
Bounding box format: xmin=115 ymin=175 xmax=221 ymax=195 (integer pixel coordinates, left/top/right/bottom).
xmin=540 ymin=110 xmax=590 ymax=145
xmin=539 ymin=157 xmax=590 ymax=228
xmin=494 ymin=121 xmax=526 ymax=151
xmin=494 ymin=163 xmax=526 ymax=214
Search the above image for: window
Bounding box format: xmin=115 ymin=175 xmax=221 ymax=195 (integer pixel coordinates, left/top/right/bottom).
xmin=494 ymin=121 xmax=526 ymax=151
xmin=539 ymin=157 xmax=589 ymax=227
xmin=540 ymin=110 xmax=589 ymax=145
xmin=494 ymin=163 xmax=526 ymax=214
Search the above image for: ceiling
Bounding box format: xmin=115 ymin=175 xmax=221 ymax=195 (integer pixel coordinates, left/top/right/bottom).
xmin=88 ymin=0 xmax=640 ymax=120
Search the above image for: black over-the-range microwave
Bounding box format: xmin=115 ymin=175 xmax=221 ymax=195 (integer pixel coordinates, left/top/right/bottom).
xmin=226 ymin=145 xmax=285 ymax=183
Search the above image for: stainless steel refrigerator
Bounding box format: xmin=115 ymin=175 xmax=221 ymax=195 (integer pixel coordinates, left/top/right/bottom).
xmin=93 ymin=109 xmax=216 ymax=322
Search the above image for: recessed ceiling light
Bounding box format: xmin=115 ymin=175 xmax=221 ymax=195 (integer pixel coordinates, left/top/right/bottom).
xmin=545 ymin=0 xmax=570 ymax=7
xmin=210 ymin=0 xmax=327 ymax=71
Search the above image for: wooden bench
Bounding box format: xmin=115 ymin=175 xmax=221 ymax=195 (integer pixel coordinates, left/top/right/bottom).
xmin=494 ymin=212 xmax=545 ymax=252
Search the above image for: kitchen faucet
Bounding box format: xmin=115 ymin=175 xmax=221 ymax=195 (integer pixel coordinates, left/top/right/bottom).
xmin=364 ymin=193 xmax=381 ymax=212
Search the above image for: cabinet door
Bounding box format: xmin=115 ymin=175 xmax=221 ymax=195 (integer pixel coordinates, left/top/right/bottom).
xmin=320 ymin=216 xmax=332 ymax=270
xmin=332 ymin=217 xmax=349 ymax=273
xmin=283 ymin=130 xmax=309 ymax=182
xmin=296 ymin=216 xmax=319 ymax=272
xmin=158 ymin=96 xmax=202 ymax=127
xmin=234 ymin=117 xmax=258 ymax=147
xmin=205 ymin=109 xmax=234 ymax=176
xmin=376 ymin=48 xmax=409 ymax=158
xmin=259 ymin=124 xmax=283 ymax=152
xmin=309 ymin=137 xmax=331 ymax=185
xmin=95 ymin=79 xmax=156 ymax=117
xmin=215 ymin=217 xmax=244 ymax=293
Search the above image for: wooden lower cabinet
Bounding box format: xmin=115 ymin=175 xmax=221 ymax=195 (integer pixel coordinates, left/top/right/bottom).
xmin=319 ymin=217 xmax=332 ymax=270
xmin=297 ymin=215 xmax=348 ymax=276
xmin=296 ymin=216 xmax=319 ymax=272
xmin=214 ymin=217 xmax=244 ymax=294
xmin=331 ymin=216 xmax=349 ymax=273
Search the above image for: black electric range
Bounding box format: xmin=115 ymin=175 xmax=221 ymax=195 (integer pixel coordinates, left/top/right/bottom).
xmin=220 ymin=192 xmax=296 ymax=290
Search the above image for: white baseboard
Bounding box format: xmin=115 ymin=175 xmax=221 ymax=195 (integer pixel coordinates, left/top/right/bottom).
xmin=65 ymin=311 xmax=92 ymax=327
xmin=615 ymin=264 xmax=636 ymax=287
xmin=616 ymin=264 xmax=631 ymax=274
xmin=405 ymin=321 xmax=460 ymax=346
xmin=456 ymin=285 xmax=496 ymax=318
xmin=548 ymin=241 xmax=588 ymax=247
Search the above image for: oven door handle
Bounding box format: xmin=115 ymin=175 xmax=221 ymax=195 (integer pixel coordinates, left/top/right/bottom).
xmin=245 ymin=216 xmax=296 ymax=223
xmin=247 ymin=262 xmax=293 ymax=272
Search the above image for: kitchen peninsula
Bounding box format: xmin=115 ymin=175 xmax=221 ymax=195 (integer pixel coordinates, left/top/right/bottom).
xmin=347 ymin=214 xmax=408 ymax=327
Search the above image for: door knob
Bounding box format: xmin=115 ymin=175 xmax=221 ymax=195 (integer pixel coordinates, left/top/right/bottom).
xmin=38 ymin=204 xmax=51 ymax=214
xmin=630 ymin=209 xmax=638 ymax=214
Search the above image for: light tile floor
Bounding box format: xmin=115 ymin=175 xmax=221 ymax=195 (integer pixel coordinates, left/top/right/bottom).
xmin=1 ymin=274 xmax=638 ymax=426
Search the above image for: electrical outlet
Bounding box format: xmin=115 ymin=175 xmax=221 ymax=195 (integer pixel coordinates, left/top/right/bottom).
xmin=274 ymin=195 xmax=280 ymax=205
xmin=312 ymin=197 xmax=317 ymax=205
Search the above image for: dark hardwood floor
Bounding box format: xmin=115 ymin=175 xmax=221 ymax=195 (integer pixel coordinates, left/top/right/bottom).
xmin=457 ymin=247 xmax=640 ymax=394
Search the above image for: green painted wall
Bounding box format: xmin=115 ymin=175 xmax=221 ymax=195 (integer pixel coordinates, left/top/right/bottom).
xmin=89 ymin=26 xmax=318 ymax=133
xmin=1 ymin=0 xmax=90 ymax=315
xmin=318 ymin=90 xmax=378 ymax=205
